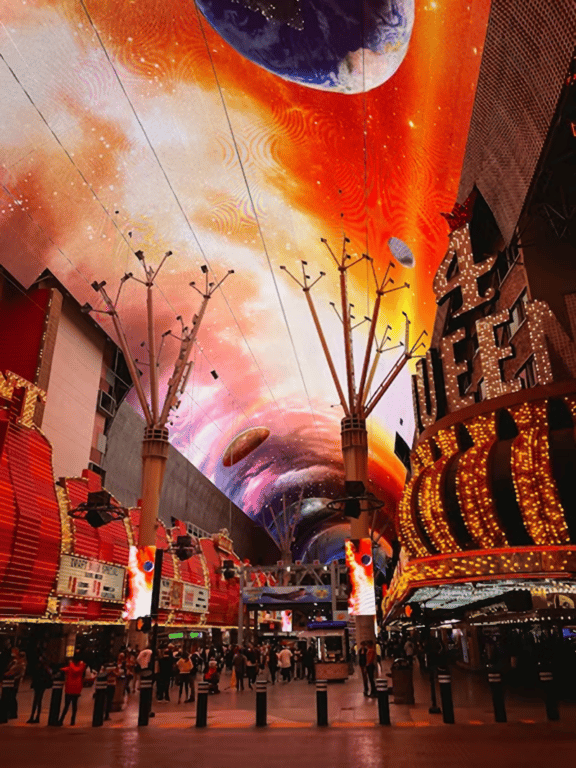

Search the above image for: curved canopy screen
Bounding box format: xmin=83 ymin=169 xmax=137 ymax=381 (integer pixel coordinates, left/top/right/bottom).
xmin=0 ymin=0 xmax=490 ymax=544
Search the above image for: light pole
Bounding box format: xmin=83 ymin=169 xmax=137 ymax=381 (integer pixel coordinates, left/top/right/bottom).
xmin=280 ymin=240 xmax=426 ymax=643
xmin=84 ymin=252 xmax=233 ymax=550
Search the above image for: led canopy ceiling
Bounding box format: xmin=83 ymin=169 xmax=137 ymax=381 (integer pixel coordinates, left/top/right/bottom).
xmin=0 ymin=0 xmax=490 ymax=549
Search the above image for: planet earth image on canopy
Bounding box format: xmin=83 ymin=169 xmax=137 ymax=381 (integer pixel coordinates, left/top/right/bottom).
xmin=222 ymin=427 xmax=271 ymax=466
xmin=196 ymin=0 xmax=415 ymax=93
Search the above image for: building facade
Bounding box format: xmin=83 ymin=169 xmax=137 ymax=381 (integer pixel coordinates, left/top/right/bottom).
xmin=383 ymin=46 xmax=576 ymax=665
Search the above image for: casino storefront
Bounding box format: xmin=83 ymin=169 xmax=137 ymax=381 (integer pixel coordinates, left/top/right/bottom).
xmin=382 ymin=151 xmax=576 ymax=694
xmin=0 ymin=370 xmax=242 ymax=663
xmin=382 ymin=385 xmax=576 ymax=700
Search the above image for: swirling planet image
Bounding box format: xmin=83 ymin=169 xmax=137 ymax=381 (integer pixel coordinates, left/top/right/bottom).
xmin=0 ymin=0 xmax=491 ymax=561
xmin=196 ymin=0 xmax=415 ymax=93
xmin=222 ymin=427 xmax=271 ymax=466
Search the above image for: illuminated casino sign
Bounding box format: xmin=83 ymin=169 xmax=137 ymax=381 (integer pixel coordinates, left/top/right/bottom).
xmin=159 ymin=578 xmax=184 ymax=610
xmin=182 ymin=583 xmax=210 ymax=613
xmin=56 ymin=555 xmax=125 ymax=603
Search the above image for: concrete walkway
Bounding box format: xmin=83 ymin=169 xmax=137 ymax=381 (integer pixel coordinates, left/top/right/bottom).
xmin=3 ymin=660 xmax=574 ymax=730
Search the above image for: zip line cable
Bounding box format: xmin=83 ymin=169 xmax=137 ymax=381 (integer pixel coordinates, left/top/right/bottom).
xmin=0 ymin=39 xmax=273 ymax=444
xmin=192 ymin=0 xmax=323 ymax=441
xmin=78 ymin=0 xmax=296 ymax=442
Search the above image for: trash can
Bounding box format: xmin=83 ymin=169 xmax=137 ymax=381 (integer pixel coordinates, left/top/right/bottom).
xmin=390 ymin=658 xmax=415 ymax=705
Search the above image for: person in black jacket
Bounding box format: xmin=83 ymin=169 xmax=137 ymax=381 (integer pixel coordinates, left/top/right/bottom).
xmin=27 ymin=655 xmax=53 ymax=723
xmin=156 ymin=648 xmax=173 ymax=702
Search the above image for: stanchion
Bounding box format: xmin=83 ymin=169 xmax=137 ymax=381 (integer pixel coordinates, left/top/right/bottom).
xmin=92 ymin=673 xmax=107 ymax=727
xmin=138 ymin=669 xmax=153 ymax=727
xmin=0 ymin=679 xmax=11 ymax=724
xmin=488 ymin=670 xmax=507 ymax=723
xmin=539 ymin=669 xmax=559 ymax=721
xmin=316 ymin=680 xmax=328 ymax=727
xmin=437 ymin=669 xmax=454 ymax=724
xmin=196 ymin=681 xmax=209 ymax=728
xmin=47 ymin=675 xmax=64 ymax=726
xmin=2 ymin=678 xmax=16 ymax=720
xmin=428 ymin=667 xmax=442 ymax=714
xmin=375 ymin=679 xmax=390 ymax=726
xmin=255 ymin=680 xmax=267 ymax=727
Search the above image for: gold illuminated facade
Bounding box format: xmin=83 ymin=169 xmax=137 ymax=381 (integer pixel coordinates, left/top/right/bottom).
xmin=385 ymin=59 xmax=576 ymax=625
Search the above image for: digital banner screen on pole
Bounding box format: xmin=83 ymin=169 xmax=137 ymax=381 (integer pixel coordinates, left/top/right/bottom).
xmin=345 ymin=539 xmax=376 ymax=616
xmin=123 ymin=545 xmax=156 ymax=620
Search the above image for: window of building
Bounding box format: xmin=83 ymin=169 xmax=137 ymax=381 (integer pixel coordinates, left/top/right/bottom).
xmin=508 ymin=289 xmax=528 ymax=338
xmin=186 ymin=522 xmax=210 ymax=539
xmin=446 ymin=252 xmax=459 ymax=280
xmin=496 ymin=240 xmax=521 ymax=284
xmin=478 ymin=378 xmax=486 ymax=401
xmin=516 ymin=355 xmax=537 ymax=389
xmin=495 ymin=323 xmax=510 ymax=348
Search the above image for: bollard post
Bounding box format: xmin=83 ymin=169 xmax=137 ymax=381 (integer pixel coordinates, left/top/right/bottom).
xmin=138 ymin=669 xmax=153 ymax=727
xmin=0 ymin=679 xmax=12 ymax=724
xmin=428 ymin=667 xmax=442 ymax=714
xmin=539 ymin=669 xmax=559 ymax=721
xmin=2 ymin=678 xmax=16 ymax=720
xmin=92 ymin=673 xmax=107 ymax=727
xmin=488 ymin=670 xmax=507 ymax=723
xmin=316 ymin=680 xmax=328 ymax=727
xmin=437 ymin=669 xmax=454 ymax=724
xmin=47 ymin=675 xmax=64 ymax=727
xmin=375 ymin=679 xmax=390 ymax=726
xmin=196 ymin=681 xmax=209 ymax=728
xmin=255 ymin=680 xmax=267 ymax=727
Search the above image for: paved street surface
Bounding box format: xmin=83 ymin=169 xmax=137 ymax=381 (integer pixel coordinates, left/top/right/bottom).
xmin=3 ymin=662 xmax=576 ymax=767
xmin=2 ymin=721 xmax=576 ymax=768
xmin=4 ymin=660 xmax=575 ymax=730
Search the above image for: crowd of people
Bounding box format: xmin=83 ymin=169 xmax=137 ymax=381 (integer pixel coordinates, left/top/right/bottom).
xmin=0 ymin=638 xmax=323 ymax=725
xmin=226 ymin=641 xmax=317 ymax=689
xmin=3 ymin=624 xmax=575 ymax=725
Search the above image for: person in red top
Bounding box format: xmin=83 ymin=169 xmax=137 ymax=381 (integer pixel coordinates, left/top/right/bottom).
xmin=365 ymin=640 xmax=377 ymax=698
xmin=58 ymin=654 xmax=86 ymax=726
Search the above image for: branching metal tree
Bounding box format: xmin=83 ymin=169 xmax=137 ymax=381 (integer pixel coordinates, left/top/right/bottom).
xmin=280 ymin=238 xmax=426 ymax=641
xmin=84 ymin=250 xmax=233 ymax=548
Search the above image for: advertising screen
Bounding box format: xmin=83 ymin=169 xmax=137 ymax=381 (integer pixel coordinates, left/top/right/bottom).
xmin=0 ymin=0 xmax=491 ymax=561
xmin=345 ymin=539 xmax=376 ymax=616
xmin=244 ymin=585 xmax=331 ymax=605
xmin=281 ymin=610 xmax=293 ymax=632
xmin=123 ymin=545 xmax=156 ymax=621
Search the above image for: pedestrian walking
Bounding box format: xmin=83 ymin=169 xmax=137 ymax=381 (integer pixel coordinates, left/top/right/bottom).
xmin=104 ymin=661 xmax=120 ymax=721
xmin=358 ymin=641 xmax=369 ymax=695
xmin=5 ymin=649 xmax=27 ymax=719
xmin=156 ymin=648 xmax=173 ymax=702
xmin=176 ymin=652 xmax=192 ymax=703
xmin=27 ymin=655 xmax=53 ymax=723
xmin=245 ymin=645 xmax=257 ymax=689
xmin=125 ymin=650 xmax=136 ymax=694
xmin=294 ymin=647 xmax=303 ymax=679
xmin=278 ymin=646 xmax=293 ymax=682
xmin=304 ymin=643 xmax=316 ymax=683
xmin=58 ymin=654 xmax=86 ymax=726
xmin=268 ymin=646 xmax=278 ymax=685
xmin=233 ymin=648 xmax=247 ymax=691
xmin=366 ymin=640 xmax=377 ymax=697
